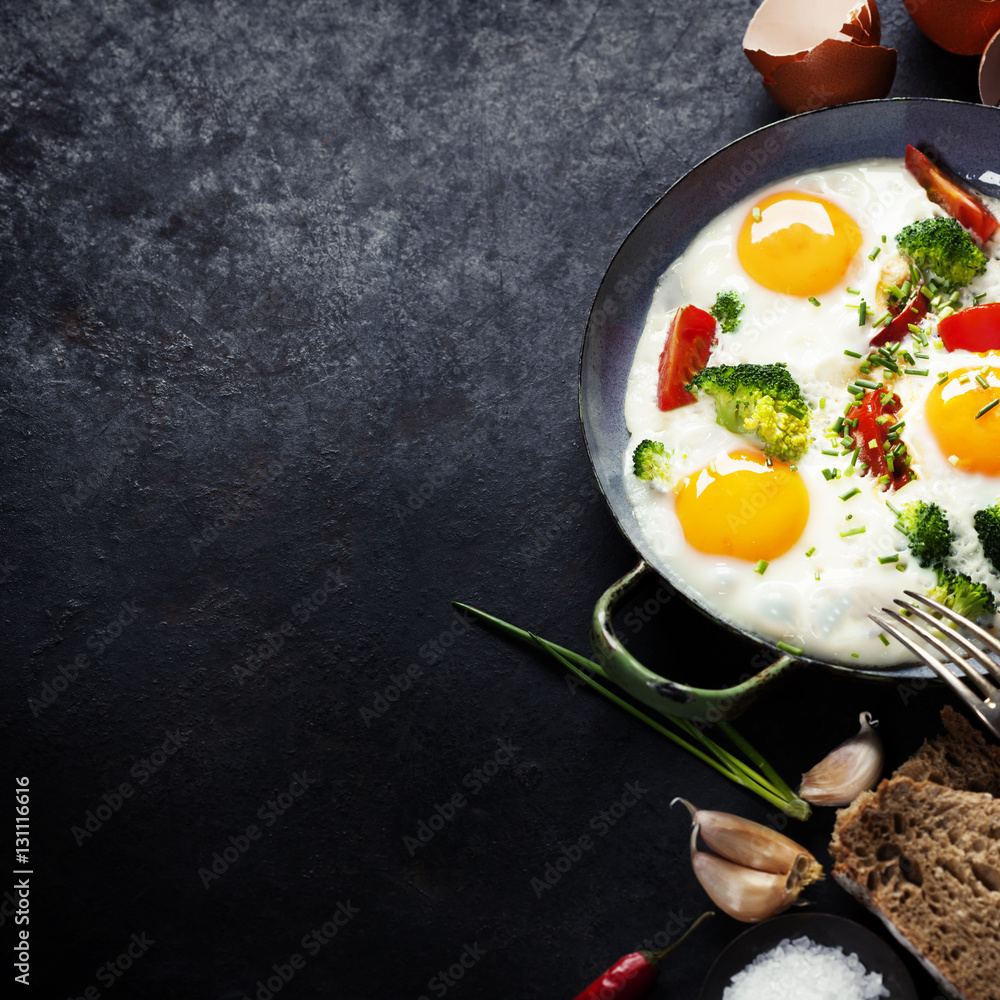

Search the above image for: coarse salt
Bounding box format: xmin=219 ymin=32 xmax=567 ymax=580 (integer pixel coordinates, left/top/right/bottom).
xmin=722 ymin=935 xmax=889 ymax=1000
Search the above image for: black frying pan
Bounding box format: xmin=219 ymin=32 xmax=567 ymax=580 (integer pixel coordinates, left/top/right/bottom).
xmin=579 ymin=98 xmax=1000 ymax=719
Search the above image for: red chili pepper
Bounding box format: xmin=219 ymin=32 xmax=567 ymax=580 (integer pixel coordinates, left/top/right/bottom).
xmin=939 ymin=301 xmax=1000 ymax=353
xmin=869 ymin=288 xmax=928 ymax=347
xmin=572 ymin=912 xmax=713 ymax=1000
xmin=656 ymin=304 xmax=718 ymax=411
xmin=905 ymin=144 xmax=999 ymax=247
xmin=846 ymin=389 xmax=911 ymax=492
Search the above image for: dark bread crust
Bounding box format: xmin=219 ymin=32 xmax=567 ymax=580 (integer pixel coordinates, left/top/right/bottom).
xmin=831 ymin=777 xmax=1000 ymax=1000
xmin=893 ymin=705 xmax=1000 ymax=795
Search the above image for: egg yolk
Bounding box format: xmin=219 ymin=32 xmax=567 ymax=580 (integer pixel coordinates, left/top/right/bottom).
xmin=737 ymin=191 xmax=862 ymax=296
xmin=674 ymin=449 xmax=809 ymax=560
xmin=926 ymin=367 xmax=1000 ymax=475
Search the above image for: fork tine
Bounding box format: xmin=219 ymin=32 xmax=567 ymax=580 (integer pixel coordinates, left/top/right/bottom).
xmin=869 ymin=610 xmax=998 ymax=721
xmin=890 ymin=598 xmax=1000 ymax=699
xmin=903 ymin=590 xmax=1000 ymax=682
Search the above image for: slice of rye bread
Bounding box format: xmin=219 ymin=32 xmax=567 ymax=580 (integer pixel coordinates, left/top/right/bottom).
xmin=892 ymin=705 xmax=1000 ymax=794
xmin=831 ymin=776 xmax=1000 ymax=1000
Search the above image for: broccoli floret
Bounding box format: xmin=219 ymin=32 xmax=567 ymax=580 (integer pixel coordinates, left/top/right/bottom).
xmin=686 ymin=363 xmax=811 ymax=463
xmin=710 ymin=290 xmax=744 ymax=334
xmin=895 ymin=500 xmax=954 ymax=568
xmin=632 ymin=439 xmax=671 ymax=484
xmin=974 ymin=504 xmax=1000 ymax=574
xmin=927 ymin=567 xmax=996 ymax=620
xmin=894 ymin=216 xmax=987 ymax=289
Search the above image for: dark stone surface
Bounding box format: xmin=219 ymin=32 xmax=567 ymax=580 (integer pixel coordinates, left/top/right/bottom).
xmin=0 ymin=1 xmax=985 ymax=997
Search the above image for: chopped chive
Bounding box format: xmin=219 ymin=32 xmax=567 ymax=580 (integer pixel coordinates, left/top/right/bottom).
xmin=867 ymin=438 xmax=878 ymax=449
xmin=858 ymin=300 xmax=867 ymax=325
xmin=776 ymin=641 xmax=802 ymax=655
xmin=910 ymin=264 xmax=921 ymax=284
xmin=878 ymin=474 xmax=890 ymax=484
xmin=821 ymin=448 xmax=840 ymax=456
xmin=878 ymin=633 xmax=890 ymax=646
xmin=975 ymin=372 xmax=989 ymax=389
xmin=809 ymin=296 xmax=821 ymax=307
xmin=902 ymin=350 xmax=916 ymax=365
xmin=833 ymin=416 xmax=845 ymax=433
xmin=887 ymin=284 xmax=903 ymax=300
xmin=840 ymin=487 xmax=861 ymax=501
xmin=904 ymin=368 xmax=929 ymax=377
xmin=840 ymin=526 xmax=866 ymax=537
xmin=881 ymin=234 xmax=887 ymax=243
xmin=976 ymin=398 xmax=1000 ymax=419
xmin=851 ymin=652 xmax=860 ymax=658
xmin=822 ymin=468 xmax=838 ymax=481
xmin=844 ymin=349 xmax=863 ymax=358
xmin=975 ymin=291 xmax=987 ymax=304
xmin=937 ymin=371 xmax=949 ymax=384
xmin=847 ymin=384 xmax=864 ymax=395
xmin=938 ymin=306 xmax=955 ymax=320
xmin=899 ymin=281 xmax=911 ymax=300
xmin=846 ymin=287 xmax=860 ymax=295
xmin=875 ymin=414 xmax=892 ymax=425
xmin=752 ymin=206 xmax=762 ymax=222
xmin=805 ymin=547 xmax=816 ymax=557
xmin=754 ymin=559 xmax=768 ymax=575
xmin=868 ymin=246 xmax=881 ymax=260
xmin=880 ymin=392 xmax=894 ymax=405
xmin=820 ymin=398 xmax=826 ymax=409
xmin=856 ymin=378 xmax=881 ymax=390
xmin=915 ymin=352 xmax=929 ymax=359
xmin=873 ymin=312 xmax=892 ymax=328
xmin=849 ymin=446 xmax=859 ymax=468
xmin=886 ymin=500 xmax=900 ymax=515
xmin=878 ymin=554 xmax=899 ymax=564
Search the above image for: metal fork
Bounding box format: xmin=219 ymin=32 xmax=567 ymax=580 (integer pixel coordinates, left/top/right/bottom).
xmin=870 ymin=590 xmax=1000 ymax=740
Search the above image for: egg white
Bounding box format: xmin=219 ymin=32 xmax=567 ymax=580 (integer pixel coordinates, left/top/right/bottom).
xmin=624 ymin=157 xmax=1000 ymax=666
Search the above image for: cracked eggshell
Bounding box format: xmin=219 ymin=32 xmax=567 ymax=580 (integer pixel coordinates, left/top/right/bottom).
xmin=744 ymin=0 xmax=896 ymax=114
xmin=905 ymin=0 xmax=1000 ymax=57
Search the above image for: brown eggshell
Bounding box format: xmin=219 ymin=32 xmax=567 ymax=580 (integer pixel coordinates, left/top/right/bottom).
xmin=905 ymin=0 xmax=1000 ymax=56
xmin=980 ymin=26 xmax=1000 ymax=104
xmin=744 ymin=0 xmax=894 ymax=113
xmin=762 ymin=38 xmax=897 ymax=115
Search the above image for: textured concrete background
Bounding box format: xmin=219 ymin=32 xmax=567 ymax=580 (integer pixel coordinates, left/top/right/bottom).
xmin=0 ymin=1 xmax=987 ymax=997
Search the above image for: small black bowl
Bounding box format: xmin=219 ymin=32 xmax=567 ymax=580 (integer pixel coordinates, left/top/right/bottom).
xmin=699 ymin=913 xmax=918 ymax=1000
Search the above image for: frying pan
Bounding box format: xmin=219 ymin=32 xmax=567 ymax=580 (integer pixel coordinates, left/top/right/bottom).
xmin=579 ymin=98 xmax=1000 ymax=720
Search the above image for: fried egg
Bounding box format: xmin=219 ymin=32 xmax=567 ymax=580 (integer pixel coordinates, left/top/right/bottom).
xmin=624 ymin=158 xmax=1000 ymax=666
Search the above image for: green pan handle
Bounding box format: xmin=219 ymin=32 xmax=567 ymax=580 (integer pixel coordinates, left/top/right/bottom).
xmin=591 ymin=559 xmax=800 ymax=720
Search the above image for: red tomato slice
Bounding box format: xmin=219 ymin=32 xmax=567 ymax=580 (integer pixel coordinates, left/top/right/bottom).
xmin=905 ymin=145 xmax=998 ymax=247
xmin=656 ymin=304 xmax=717 ymax=411
xmin=939 ymin=302 xmax=1000 ymax=353
xmin=846 ymin=389 xmax=911 ymax=492
xmin=870 ymin=288 xmax=929 ymax=347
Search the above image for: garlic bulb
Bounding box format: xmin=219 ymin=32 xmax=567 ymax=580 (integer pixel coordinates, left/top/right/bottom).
xmin=678 ymin=802 xmax=823 ymax=922
xmin=688 ymin=825 xmax=818 ymax=922
xmin=799 ymin=711 xmax=884 ymax=806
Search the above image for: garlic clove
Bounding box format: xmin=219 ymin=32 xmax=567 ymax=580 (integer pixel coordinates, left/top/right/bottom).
xmin=672 ymin=797 xmax=822 ymax=881
xmin=688 ymin=825 xmax=818 ymax=922
xmin=799 ymin=711 xmax=884 ymax=807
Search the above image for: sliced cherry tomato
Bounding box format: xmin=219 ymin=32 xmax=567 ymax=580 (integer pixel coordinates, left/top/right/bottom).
xmin=870 ymin=288 xmax=929 ymax=347
xmin=656 ymin=304 xmax=717 ymax=411
xmin=905 ymin=144 xmax=998 ymax=247
xmin=938 ymin=302 xmax=1000 ymax=353
xmin=846 ymin=389 xmax=912 ymax=492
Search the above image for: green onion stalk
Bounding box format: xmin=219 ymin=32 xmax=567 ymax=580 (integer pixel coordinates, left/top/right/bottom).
xmin=455 ymin=602 xmax=811 ymax=821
